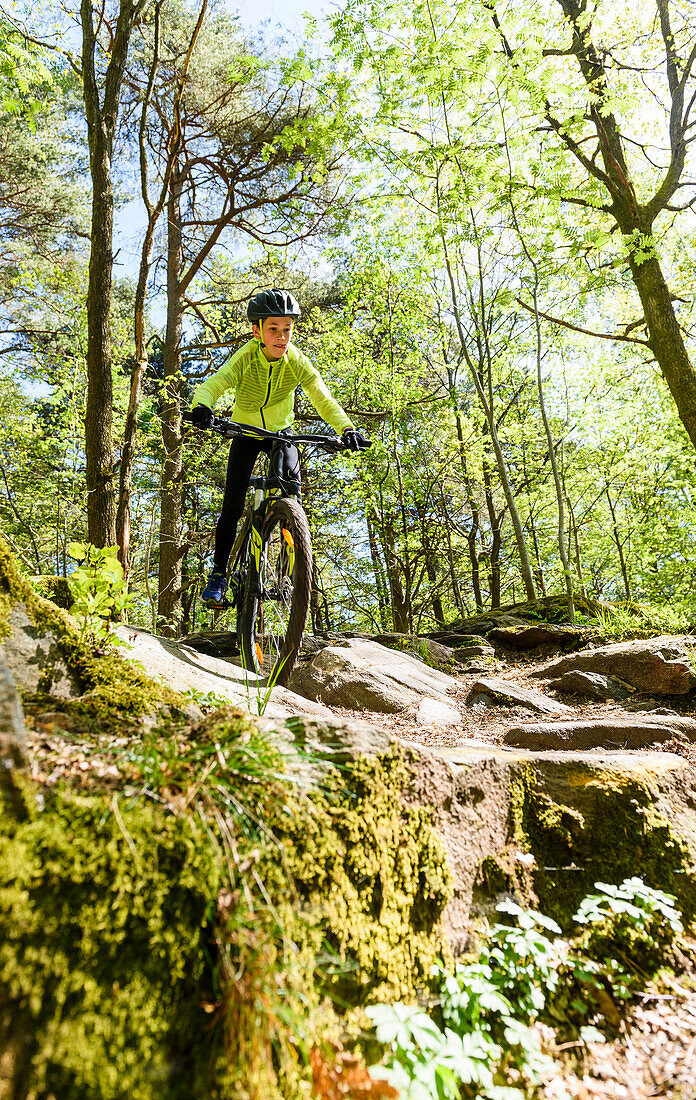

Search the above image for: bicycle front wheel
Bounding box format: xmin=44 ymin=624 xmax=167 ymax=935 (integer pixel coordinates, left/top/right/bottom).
xmin=238 ymin=497 xmax=312 ymax=686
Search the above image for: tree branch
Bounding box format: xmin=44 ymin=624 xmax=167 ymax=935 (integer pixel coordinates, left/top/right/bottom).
xmin=515 ymin=296 xmax=650 ymax=346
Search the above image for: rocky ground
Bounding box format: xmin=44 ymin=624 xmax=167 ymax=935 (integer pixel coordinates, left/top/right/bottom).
xmin=283 ymin=623 xmax=696 ymax=1100
xmin=333 ymin=655 xmax=696 ymax=767
xmin=555 ymin=972 xmax=696 ymax=1099
xmin=12 ymin=600 xmax=696 ymax=1100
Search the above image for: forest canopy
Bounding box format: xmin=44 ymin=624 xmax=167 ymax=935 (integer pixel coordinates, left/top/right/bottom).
xmin=1 ymin=0 xmax=696 ymax=637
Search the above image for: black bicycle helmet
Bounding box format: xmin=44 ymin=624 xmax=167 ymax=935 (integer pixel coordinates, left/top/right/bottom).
xmin=246 ymin=288 xmax=301 ymax=322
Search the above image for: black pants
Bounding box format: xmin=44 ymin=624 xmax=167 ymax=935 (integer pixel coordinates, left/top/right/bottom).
xmin=212 ymin=435 xmax=300 ymax=575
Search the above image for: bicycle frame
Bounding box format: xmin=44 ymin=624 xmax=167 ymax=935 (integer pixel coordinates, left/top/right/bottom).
xmin=184 ymin=411 xmax=369 ymax=679
xmin=186 ymin=414 xmax=346 ymax=610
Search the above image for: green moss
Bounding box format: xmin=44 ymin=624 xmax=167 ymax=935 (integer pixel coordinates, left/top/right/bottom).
xmin=1 ymin=538 xmax=454 ymax=1094
xmin=25 ymin=645 xmax=182 ymax=731
xmin=261 ymin=745 xmax=453 ymax=1004
xmin=30 ymin=574 xmax=73 ymax=609
xmin=507 ymin=767 xmax=696 ymax=930
xmin=376 ymin=634 xmax=452 ymax=671
xmin=0 ymin=533 xmax=182 ymax=728
xmin=0 ymin=533 xmax=77 ymax=640
xmin=2 ymin=735 xmax=453 ymax=1097
xmin=0 ymin=785 xmax=221 ymax=1100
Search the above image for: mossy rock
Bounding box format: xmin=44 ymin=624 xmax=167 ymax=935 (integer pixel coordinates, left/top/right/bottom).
xmin=2 ymin=727 xmax=454 ymax=1097
xmin=30 ymin=574 xmax=73 ymax=610
xmin=511 ymin=763 xmax=696 ymax=928
xmin=0 ymin=539 xmax=456 ymax=1095
xmin=0 ymin=534 xmax=185 ymax=730
xmin=262 ymin=744 xmax=453 ymax=1005
xmin=0 ymin=785 xmax=221 ymax=1100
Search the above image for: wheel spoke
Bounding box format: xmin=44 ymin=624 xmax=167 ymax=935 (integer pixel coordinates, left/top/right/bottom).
xmin=238 ymin=498 xmax=312 ymax=686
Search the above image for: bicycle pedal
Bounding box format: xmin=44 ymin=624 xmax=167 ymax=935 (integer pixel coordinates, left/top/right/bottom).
xmin=206 ymin=597 xmax=231 ymax=611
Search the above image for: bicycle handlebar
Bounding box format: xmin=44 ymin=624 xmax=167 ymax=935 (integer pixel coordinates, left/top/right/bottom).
xmin=182 ymin=410 xmax=371 ymax=452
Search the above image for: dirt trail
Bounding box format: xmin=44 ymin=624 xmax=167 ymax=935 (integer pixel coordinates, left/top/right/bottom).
xmin=327 ymin=647 xmax=696 ymax=766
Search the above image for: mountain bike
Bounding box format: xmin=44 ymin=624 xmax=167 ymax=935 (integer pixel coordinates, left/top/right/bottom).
xmin=184 ymin=412 xmax=369 ymax=686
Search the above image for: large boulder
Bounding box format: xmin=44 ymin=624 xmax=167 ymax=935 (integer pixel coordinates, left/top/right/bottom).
xmin=296 ymin=719 xmax=696 ymax=945
xmin=532 ymin=636 xmax=696 ymax=695
xmin=547 ymin=669 xmax=632 ymax=702
xmin=468 ymin=675 xmax=572 ymax=715
xmin=370 ymin=632 xmax=456 ymax=668
xmin=2 ymin=604 xmax=82 ymax=699
xmin=425 ymin=742 xmax=696 ymax=938
xmin=452 ymin=641 xmax=495 ymax=662
xmin=288 ymin=638 xmax=461 ymax=713
xmin=504 ymin=715 xmax=696 ymax=750
xmin=487 ymin=623 xmax=596 ymax=651
xmin=114 ymin=624 xmax=336 ymax=720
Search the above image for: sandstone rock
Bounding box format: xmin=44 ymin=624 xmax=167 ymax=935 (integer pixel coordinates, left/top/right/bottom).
xmin=427 ymin=742 xmax=696 ymax=940
xmin=416 ymin=698 xmax=462 ymax=727
xmin=547 ymin=670 xmax=632 ymax=702
xmin=1 ymin=605 xmax=82 ymax=699
xmin=503 ymin=715 xmax=696 ymax=750
xmin=292 ymin=714 xmax=696 ymax=947
xmin=429 ymin=632 xmax=496 ymax=647
xmin=0 ymin=652 xmax=27 ymax=776
xmin=452 ymin=643 xmax=495 ymax=662
xmin=532 ymin=636 xmax=696 ymax=695
xmin=488 ymin=623 xmax=595 ymax=651
xmin=468 ymin=676 xmax=572 ymax=715
xmin=288 ymin=638 xmax=459 ymax=712
xmin=114 ymin=624 xmax=335 ymax=720
xmin=283 ymin=713 xmax=394 ymax=766
xmin=370 ymin=633 xmax=455 ymax=667
xmin=456 ymin=657 xmax=499 ymax=673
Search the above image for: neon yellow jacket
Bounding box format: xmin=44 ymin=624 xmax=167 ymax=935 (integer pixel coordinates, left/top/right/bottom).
xmin=191 ymin=338 xmax=353 ymax=434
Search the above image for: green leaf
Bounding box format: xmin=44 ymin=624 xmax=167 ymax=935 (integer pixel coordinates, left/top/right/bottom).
xmin=366 ymin=1002 xmax=443 ymax=1053
xmin=67 ymin=541 xmax=87 ymax=562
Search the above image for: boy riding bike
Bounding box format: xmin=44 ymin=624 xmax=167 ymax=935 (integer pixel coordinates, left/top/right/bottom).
xmin=189 ymin=288 xmax=369 ymax=607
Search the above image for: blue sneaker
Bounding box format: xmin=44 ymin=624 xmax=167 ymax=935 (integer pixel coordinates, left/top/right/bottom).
xmin=201 ymin=571 xmax=228 ymax=607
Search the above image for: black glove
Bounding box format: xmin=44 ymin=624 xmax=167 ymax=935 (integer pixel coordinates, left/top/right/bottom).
xmin=190 ymin=404 xmax=213 ymax=429
xmin=342 ymin=428 xmax=370 ymax=452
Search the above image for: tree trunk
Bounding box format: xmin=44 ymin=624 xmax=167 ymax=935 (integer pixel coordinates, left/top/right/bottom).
xmin=310 ymin=563 xmax=325 ymax=634
xmin=452 ymin=407 xmax=484 ymax=611
xmin=552 ymin=0 xmax=696 ymax=454
xmin=82 ymin=32 xmax=116 ymax=548
xmin=116 ymin=0 xmax=205 ymax=571
xmin=440 ymin=229 xmax=537 ymax=602
xmin=527 ymin=508 xmax=548 ymax=597
xmin=381 ymin=516 xmax=409 ymax=633
xmin=416 ymin=500 xmax=446 ymax=628
xmin=481 ymin=460 xmax=503 ymax=609
xmin=366 ymin=506 xmax=390 ymax=628
xmin=440 ymin=492 xmax=467 ymax=619
xmin=392 ymin=447 xmax=413 ymax=633
xmin=81 ymin=0 xmax=147 ymax=547
xmin=116 ymin=5 xmax=163 ymax=571
xmin=157 ymin=164 xmax=185 ymax=634
xmin=566 ymin=495 xmax=587 ymax=598
xmin=628 ymin=250 xmax=696 ymax=450
xmin=530 ymin=285 xmax=575 ymax=621
xmin=605 ymin=486 xmax=631 ymax=600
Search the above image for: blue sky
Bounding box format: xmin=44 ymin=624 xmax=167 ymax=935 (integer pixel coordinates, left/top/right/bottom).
xmin=232 ymin=0 xmax=334 ymax=34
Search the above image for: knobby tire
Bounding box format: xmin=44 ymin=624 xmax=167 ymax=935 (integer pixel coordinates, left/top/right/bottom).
xmin=238 ymin=497 xmax=312 ymax=686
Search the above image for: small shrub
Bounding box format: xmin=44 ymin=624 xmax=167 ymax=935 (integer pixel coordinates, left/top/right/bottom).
xmin=67 ymin=542 xmax=133 ymax=647
xmin=367 ymin=878 xmax=686 ymax=1099
xmin=573 ymin=877 xmax=683 ymax=972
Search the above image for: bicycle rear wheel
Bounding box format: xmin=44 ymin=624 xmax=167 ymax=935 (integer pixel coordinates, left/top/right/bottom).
xmin=238 ymin=497 xmax=312 ymax=686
